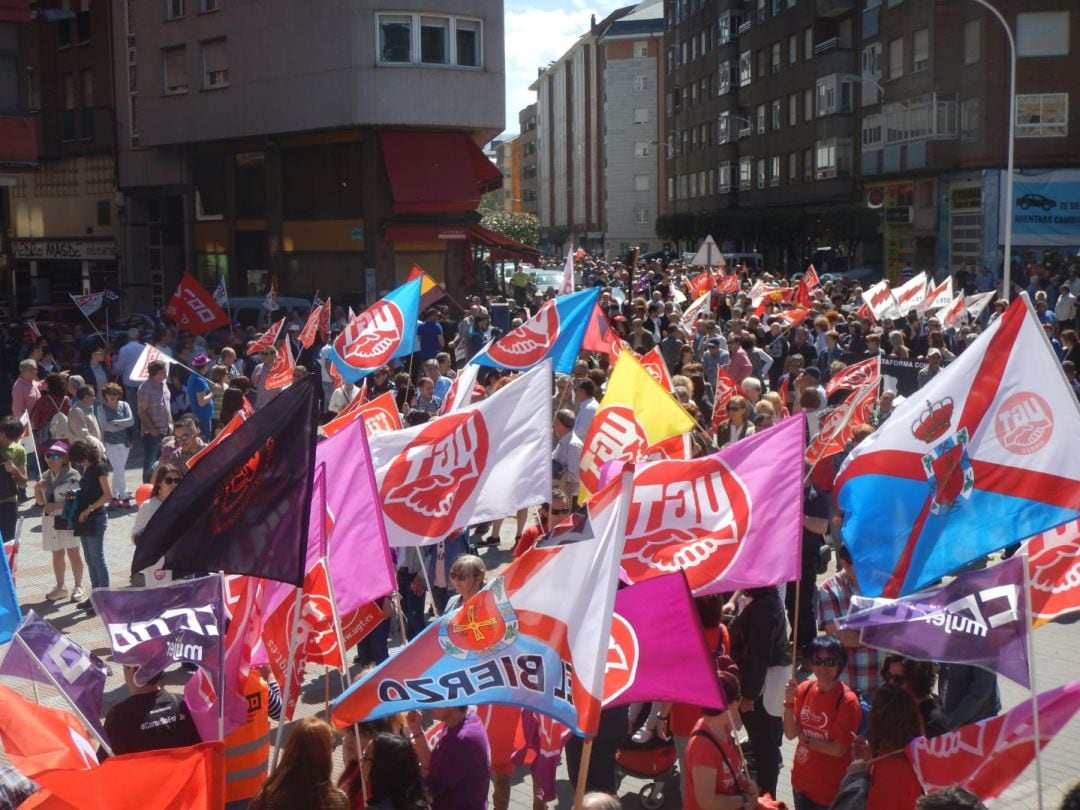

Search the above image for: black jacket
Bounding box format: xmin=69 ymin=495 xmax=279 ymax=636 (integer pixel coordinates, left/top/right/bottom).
xmin=730 ymin=590 xmax=791 ymax=701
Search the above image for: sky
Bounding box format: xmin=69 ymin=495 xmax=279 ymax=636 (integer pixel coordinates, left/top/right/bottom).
xmin=502 ymin=0 xmax=629 ymax=137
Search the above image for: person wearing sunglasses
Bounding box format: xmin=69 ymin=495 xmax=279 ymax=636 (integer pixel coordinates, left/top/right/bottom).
xmin=880 ymin=655 xmax=953 ymax=739
xmin=442 ymin=555 xmax=487 ymax=616
xmin=783 ymin=635 xmax=861 ymax=810
xmin=716 ymin=395 xmax=755 ymax=448
xmin=512 ymin=490 xmax=570 ymax=559
xmin=33 ymin=440 xmax=85 ymax=603
xmin=157 ymin=414 xmax=207 ymax=473
xmin=131 ymin=464 xmax=184 ymax=588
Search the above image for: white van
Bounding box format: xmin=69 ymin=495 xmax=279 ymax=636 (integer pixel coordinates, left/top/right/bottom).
xmin=227 ymin=296 xmax=312 ymax=328
xmin=723 ymin=253 xmax=764 ymax=273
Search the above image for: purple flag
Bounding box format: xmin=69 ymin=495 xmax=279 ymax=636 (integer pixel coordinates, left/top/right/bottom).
xmin=315 ymin=412 xmax=395 ymax=615
xmin=91 ymin=575 xmax=224 ymax=688
xmin=605 ymin=571 xmax=726 ymax=709
xmin=0 ymin=610 xmax=110 ymax=742
xmin=839 ymin=557 xmax=1029 ymax=687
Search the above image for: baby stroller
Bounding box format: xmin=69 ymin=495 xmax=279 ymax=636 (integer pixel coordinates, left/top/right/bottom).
xmin=615 ymin=703 xmax=679 ymax=809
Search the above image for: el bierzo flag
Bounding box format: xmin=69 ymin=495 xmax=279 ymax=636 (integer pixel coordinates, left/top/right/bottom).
xmin=836 ymin=295 xmax=1080 ymax=597
xmin=132 ymin=375 xmax=320 ymax=586
xmin=331 ymin=472 xmax=632 ymax=736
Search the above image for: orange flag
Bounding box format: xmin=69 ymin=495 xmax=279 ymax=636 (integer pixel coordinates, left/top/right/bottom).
xmin=25 ymin=742 xmax=225 ymax=810
xmin=0 ymin=684 xmax=98 ymax=777
xmin=263 ymin=337 xmax=295 ymax=390
xmin=245 ymin=316 xmax=284 ymax=356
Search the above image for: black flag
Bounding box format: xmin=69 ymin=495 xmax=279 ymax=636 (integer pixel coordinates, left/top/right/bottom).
xmin=132 ymin=375 xmax=319 ymax=586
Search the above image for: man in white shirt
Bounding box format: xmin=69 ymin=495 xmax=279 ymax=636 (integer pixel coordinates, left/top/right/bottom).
xmin=114 ymin=329 xmax=146 ymax=428
xmin=552 ymin=409 xmax=583 ymax=498
xmin=572 ymin=379 xmax=598 ymax=441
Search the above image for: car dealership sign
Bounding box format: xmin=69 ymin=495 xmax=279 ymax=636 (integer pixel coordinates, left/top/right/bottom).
xmin=1002 ymin=169 xmax=1080 ymax=247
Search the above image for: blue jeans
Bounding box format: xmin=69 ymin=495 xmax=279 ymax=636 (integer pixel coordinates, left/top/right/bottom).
xmin=80 ymin=512 xmax=109 ymax=589
xmin=142 ymin=433 xmax=162 ymax=483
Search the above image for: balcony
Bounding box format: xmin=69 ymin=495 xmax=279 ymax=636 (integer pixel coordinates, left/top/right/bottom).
xmin=737 ymin=19 xmax=752 ymax=35
xmin=817 ymin=0 xmax=855 ymax=18
xmin=814 ymin=36 xmax=853 ymax=56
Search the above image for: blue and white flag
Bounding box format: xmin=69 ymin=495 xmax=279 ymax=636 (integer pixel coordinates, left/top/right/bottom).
xmin=327 ymin=277 xmax=423 ymax=383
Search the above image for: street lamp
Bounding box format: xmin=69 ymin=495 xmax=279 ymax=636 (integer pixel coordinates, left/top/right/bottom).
xmin=955 ymin=0 xmax=1016 ymax=297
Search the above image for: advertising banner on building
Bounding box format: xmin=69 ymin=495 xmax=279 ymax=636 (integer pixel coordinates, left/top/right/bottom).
xmin=1002 ymin=169 xmax=1080 ymax=248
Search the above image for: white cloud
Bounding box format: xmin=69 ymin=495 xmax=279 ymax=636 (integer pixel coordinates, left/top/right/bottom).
xmin=502 ymin=0 xmax=628 ymax=136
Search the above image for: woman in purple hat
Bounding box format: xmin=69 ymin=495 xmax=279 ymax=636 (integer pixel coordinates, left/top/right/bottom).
xmin=33 ymin=440 xmax=85 ymax=603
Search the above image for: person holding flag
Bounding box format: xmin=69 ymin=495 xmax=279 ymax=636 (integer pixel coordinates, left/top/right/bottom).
xmin=105 ymin=666 xmax=202 ymax=755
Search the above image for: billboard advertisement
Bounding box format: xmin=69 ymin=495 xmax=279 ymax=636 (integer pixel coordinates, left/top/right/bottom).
xmin=1002 ymin=169 xmax=1080 ymax=248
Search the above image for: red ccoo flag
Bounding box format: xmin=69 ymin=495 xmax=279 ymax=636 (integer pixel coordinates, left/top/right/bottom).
xmin=163 ymin=272 xmax=230 ymax=335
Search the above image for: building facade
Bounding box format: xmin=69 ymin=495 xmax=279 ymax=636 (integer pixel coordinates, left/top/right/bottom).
xmin=518 ymin=103 xmax=539 ymax=216
xmin=111 ymin=0 xmax=508 ymax=313
xmin=492 ymin=134 xmax=521 ymax=211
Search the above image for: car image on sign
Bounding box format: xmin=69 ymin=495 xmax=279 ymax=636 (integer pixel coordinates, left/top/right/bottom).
xmin=1016 ymin=193 xmax=1057 ymax=211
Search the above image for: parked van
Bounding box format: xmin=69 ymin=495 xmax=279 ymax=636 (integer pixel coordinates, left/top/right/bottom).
xmin=723 ymin=253 xmax=764 ymax=273
xmin=226 ymin=296 xmax=312 ymax=328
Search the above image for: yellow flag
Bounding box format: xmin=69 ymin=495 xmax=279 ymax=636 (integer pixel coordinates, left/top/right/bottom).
xmin=578 ymin=351 xmax=697 ymax=499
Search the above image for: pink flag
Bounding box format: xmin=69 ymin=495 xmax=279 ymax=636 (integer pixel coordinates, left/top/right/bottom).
xmin=314 ymin=417 xmax=396 ymax=614
xmin=906 ymin=679 xmax=1080 ymax=801
xmin=620 ymin=412 xmax=806 ymax=595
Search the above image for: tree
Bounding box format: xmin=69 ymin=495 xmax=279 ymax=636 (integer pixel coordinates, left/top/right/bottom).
xmin=820 ymin=205 xmax=882 ymax=259
xmin=480 ymin=210 xmax=540 ymax=247
xmin=477 ymin=191 xmax=499 ymax=212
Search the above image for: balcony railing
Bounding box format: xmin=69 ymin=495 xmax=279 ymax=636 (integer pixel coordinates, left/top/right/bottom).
xmin=814 ymin=37 xmax=852 ymax=55
xmin=737 ymin=19 xmax=752 ymax=35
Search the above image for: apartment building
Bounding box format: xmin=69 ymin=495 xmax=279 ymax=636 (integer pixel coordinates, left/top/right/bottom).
xmin=493 ymin=134 xmax=521 ymax=212
xmin=0 ymin=2 xmax=36 ymax=193
xmin=531 ymin=0 xmax=664 ymax=257
xmin=111 ymin=0 xmax=509 ymax=312
xmin=519 ymin=103 xmax=539 ymax=216
xmin=861 ymin=1 xmax=1080 ymax=278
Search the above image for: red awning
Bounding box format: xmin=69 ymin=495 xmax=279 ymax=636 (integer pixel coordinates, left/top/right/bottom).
xmin=379 ymin=131 xmax=503 ymax=214
xmin=0 ymin=0 xmax=32 ymax=23
xmin=0 ymin=116 xmax=38 ymax=167
xmin=382 ymin=222 xmax=540 ymax=262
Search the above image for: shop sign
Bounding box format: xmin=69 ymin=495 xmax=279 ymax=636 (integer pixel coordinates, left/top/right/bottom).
xmin=950 ymin=186 xmax=982 ymax=211
xmin=11 ymin=240 xmax=117 ymax=261
xmin=885 ymin=206 xmax=913 ymax=224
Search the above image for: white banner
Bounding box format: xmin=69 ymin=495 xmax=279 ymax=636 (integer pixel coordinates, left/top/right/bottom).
xmin=369 ymin=362 xmax=554 ymax=546
xmin=130 ymin=344 xmax=175 ymax=382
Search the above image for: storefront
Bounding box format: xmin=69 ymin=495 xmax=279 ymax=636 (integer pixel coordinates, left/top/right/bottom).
xmin=9 ymin=238 xmax=118 ymax=310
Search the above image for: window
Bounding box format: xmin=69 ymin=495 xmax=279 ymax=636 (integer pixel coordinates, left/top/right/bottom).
xmin=739 ymin=157 xmax=752 ymax=190
xmin=718 ymin=62 xmax=731 ymax=95
xmin=666 ymin=91 xmax=673 ymax=115
xmin=757 ymin=0 xmax=765 ymax=23
xmin=81 ymin=68 xmax=93 ymax=107
xmin=718 ymin=111 xmax=731 ymax=143
xmin=200 ymin=0 xmax=219 ymax=11
xmin=803 ymin=148 xmax=813 ymax=181
xmin=757 ymin=49 xmax=767 ymax=79
xmin=772 ymin=99 xmax=781 ymax=130
xmin=165 ymin=0 xmax=184 ymax=20
xmin=883 ymin=94 xmax=957 ymax=143
xmin=635 ymin=207 xmax=650 ymax=224
xmin=816 ymin=74 xmax=853 ymax=116
xmin=162 ymin=46 xmax=188 ymax=95
xmin=912 ymin=28 xmax=929 ymax=73
xmin=235 ymin=151 xmax=266 ymax=218
xmin=667 ymin=177 xmax=674 ymax=201
xmin=201 ymin=39 xmax=227 ymax=89
xmin=960 ymin=98 xmax=979 ymax=143
xmin=862 ymin=113 xmax=882 ymax=148
xmin=61 ymin=72 xmax=75 ymax=140
xmin=377 ymin=13 xmax=481 ymax=67
xmin=634 ymin=75 xmax=648 ymax=91
xmin=788 ymin=152 xmax=798 ymax=183
xmin=789 ymin=34 xmax=798 ymax=64
xmin=862 ymin=42 xmax=881 ymax=76
xmin=76 ymin=0 xmax=90 ymax=43
xmin=963 ymin=20 xmax=980 ymax=65
xmin=634 ymin=141 xmax=650 ymax=158
xmin=804 ymin=28 xmax=813 ymax=60
xmin=814 ymin=137 xmax=853 ymax=179
xmin=97 ymin=200 xmax=111 ymax=226
xmin=689 ymin=172 xmax=697 ymax=198
xmin=771 ymin=42 xmax=781 ymax=73
xmin=1016 ymin=12 xmax=1069 ymax=57
xmin=772 ymin=0 xmax=781 ymax=14
xmin=193 ymin=152 xmax=226 ymax=220
xmin=770 ymin=156 xmax=781 ymax=186
xmin=719 ymin=161 xmax=732 ymax=191
xmin=756 ymin=158 xmax=765 ymax=189
xmin=634 ymin=107 xmax=649 ymax=124
xmin=1016 ymin=93 xmax=1068 ymax=138
xmin=739 ymin=50 xmax=752 ymax=86
xmin=789 ymin=93 xmax=797 ymax=125
xmin=804 ymin=88 xmax=813 ymax=121
xmin=888 ymin=37 xmax=903 ymax=80
xmin=420 ymin=16 xmax=448 ymax=64
xmin=718 ymin=14 xmax=730 ymax=44
xmin=756 ymin=103 xmax=765 ymax=133
xmin=0 ymin=25 xmax=19 ymax=114
xmin=634 ymin=174 xmax=650 ymax=192
xmin=634 ymin=40 xmax=648 ymax=58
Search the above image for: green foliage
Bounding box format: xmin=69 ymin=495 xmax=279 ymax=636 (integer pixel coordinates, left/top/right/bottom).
xmin=480 ymin=210 xmax=541 ymax=247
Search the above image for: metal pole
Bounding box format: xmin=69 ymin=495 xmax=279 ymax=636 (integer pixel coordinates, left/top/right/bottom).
xmin=964 ymin=0 xmax=1016 ymax=297
xmin=1022 ymin=555 xmax=1045 ymax=810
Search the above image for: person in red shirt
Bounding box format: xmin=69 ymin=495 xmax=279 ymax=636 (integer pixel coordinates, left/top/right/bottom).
xmin=683 ymin=657 xmax=759 ymax=810
xmin=783 ymin=635 xmax=862 ymax=810
xmin=835 ymin=683 xmax=925 ymax=810
xmin=511 ymin=490 xmax=569 ymax=559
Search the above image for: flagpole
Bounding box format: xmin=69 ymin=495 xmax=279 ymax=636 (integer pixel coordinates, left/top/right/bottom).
xmin=217 ymin=570 xmax=226 ymax=742
xmin=14 ymin=633 xmax=113 ymax=757
xmin=270 ymin=584 xmax=305 ymax=772
xmin=572 ymin=738 xmax=594 ymax=810
xmin=790 ymin=579 xmax=802 ymax=679
xmin=1022 ymin=556 xmax=1045 ymax=810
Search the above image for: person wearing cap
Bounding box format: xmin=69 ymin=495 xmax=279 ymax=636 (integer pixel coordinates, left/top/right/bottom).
xmin=917 ymin=348 xmax=943 ymax=388
xmin=185 ymin=353 xmax=215 ymax=437
xmin=34 ymin=439 xmax=85 ymax=602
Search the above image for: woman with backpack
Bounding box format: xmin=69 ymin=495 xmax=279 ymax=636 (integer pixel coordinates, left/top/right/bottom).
xmin=29 ymin=373 xmax=71 ymax=455
xmin=783 ymin=635 xmax=862 ymax=810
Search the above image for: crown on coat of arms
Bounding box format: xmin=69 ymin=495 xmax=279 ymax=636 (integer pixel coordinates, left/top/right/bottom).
xmin=911 ymin=397 xmax=954 ymax=443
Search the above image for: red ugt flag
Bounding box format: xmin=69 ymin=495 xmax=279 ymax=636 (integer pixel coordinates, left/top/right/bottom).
xmin=164 ymin=272 xmax=230 ymax=335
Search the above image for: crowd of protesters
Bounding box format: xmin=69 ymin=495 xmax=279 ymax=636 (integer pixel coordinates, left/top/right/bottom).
xmin=2 ymin=248 xmax=1079 ymax=810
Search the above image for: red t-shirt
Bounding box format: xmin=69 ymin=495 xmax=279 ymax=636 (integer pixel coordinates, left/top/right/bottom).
xmin=684 ymin=719 xmax=744 ymax=810
xmin=512 ymin=523 xmax=547 ymax=559
xmin=791 ymin=679 xmax=862 ymax=806
xmin=670 ymin=625 xmax=729 ymax=737
xmin=866 ymin=753 xmax=924 ymax=809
